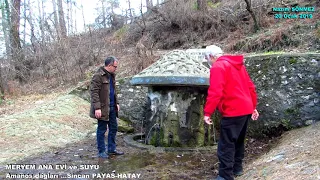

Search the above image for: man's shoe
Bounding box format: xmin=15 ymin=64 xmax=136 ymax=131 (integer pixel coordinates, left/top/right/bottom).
xmin=98 ymin=152 xmax=109 ymax=158
xmin=108 ymin=150 xmax=124 ymax=155
xmin=234 ymin=170 xmax=244 ymax=176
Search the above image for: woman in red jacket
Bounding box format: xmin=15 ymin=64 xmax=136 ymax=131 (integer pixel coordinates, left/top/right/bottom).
xmin=203 ymin=45 xmax=259 ymax=180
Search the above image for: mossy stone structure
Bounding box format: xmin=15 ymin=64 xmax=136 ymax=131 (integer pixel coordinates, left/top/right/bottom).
xmin=130 ymin=50 xmax=216 ymax=147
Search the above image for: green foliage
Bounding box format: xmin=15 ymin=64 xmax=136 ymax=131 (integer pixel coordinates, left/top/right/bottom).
xmin=0 ymin=93 xmax=3 ymax=105
xmin=208 ymin=2 xmax=221 ymax=8
xmin=85 ymin=71 xmax=93 ymax=80
xmin=316 ymin=27 xmax=320 ymax=39
xmin=289 ymin=58 xmax=298 ymax=64
xmin=192 ymin=2 xmax=198 ymax=10
xmin=263 ymin=51 xmax=284 ymax=55
xmin=118 ymin=78 xmax=125 ymax=85
xmin=315 ymin=21 xmax=320 ymax=29
xmin=284 ymin=108 xmax=298 ymax=115
xmin=280 ymin=119 xmax=292 ymax=130
xmin=114 ymin=25 xmax=129 ymax=40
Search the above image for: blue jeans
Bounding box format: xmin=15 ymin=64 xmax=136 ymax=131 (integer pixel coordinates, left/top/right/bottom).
xmin=96 ymin=106 xmax=118 ymax=153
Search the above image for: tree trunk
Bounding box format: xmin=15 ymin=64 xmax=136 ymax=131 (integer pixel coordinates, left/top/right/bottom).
xmin=81 ymin=1 xmax=86 ymax=32
xmin=74 ymin=5 xmax=77 ymax=32
xmin=10 ymin=0 xmax=26 ymax=83
xmin=146 ymin=0 xmax=152 ymax=12
xmin=197 ymin=0 xmax=207 ymax=12
xmin=26 ymin=0 xmax=37 ymax=53
xmin=22 ymin=0 xmax=26 ymax=47
xmin=10 ymin=0 xmax=22 ymax=53
xmin=57 ymin=0 xmax=67 ymax=37
xmin=244 ymin=0 xmax=260 ymax=32
xmin=1 ymin=0 xmax=11 ymax=57
xmin=101 ymin=0 xmax=106 ymax=28
xmin=37 ymin=0 xmax=45 ymax=42
xmin=67 ymin=0 xmax=73 ymax=34
xmin=52 ymin=0 xmax=60 ymax=39
xmin=0 ymin=64 xmax=4 ymax=100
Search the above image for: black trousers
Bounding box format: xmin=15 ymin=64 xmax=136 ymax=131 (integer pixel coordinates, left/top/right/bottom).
xmin=217 ymin=115 xmax=250 ymax=180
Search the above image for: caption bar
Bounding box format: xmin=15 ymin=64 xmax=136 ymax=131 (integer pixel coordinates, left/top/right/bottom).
xmin=5 ymin=164 xmax=141 ymax=179
xmin=272 ymin=6 xmax=315 ymax=19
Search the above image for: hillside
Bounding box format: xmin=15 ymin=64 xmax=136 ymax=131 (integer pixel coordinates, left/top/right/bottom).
xmin=0 ymin=0 xmax=319 ymax=179
xmin=1 ymin=0 xmax=319 ymax=97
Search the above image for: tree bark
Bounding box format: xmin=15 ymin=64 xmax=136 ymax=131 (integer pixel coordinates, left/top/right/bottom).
xmin=10 ymin=0 xmax=26 ymax=83
xmin=1 ymin=0 xmax=11 ymax=57
xmin=57 ymin=0 xmax=67 ymax=37
xmin=0 ymin=64 xmax=4 ymax=100
xmin=22 ymin=0 xmax=26 ymax=47
xmin=52 ymin=0 xmax=60 ymax=39
xmin=26 ymin=0 xmax=37 ymax=53
xmin=197 ymin=0 xmax=207 ymax=12
xmin=244 ymin=0 xmax=260 ymax=32
xmin=101 ymin=0 xmax=106 ymax=28
xmin=81 ymin=1 xmax=86 ymax=32
xmin=146 ymin=0 xmax=152 ymax=12
xmin=10 ymin=0 xmax=22 ymax=53
xmin=37 ymin=0 xmax=45 ymax=42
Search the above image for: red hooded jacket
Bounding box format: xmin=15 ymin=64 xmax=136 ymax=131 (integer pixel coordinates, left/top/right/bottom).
xmin=204 ymin=55 xmax=257 ymax=117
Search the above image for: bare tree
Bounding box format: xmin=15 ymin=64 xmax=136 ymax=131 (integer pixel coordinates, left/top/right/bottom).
xmin=52 ymin=0 xmax=60 ymax=39
xmin=244 ymin=0 xmax=259 ymax=32
xmin=101 ymin=0 xmax=107 ymax=28
xmin=22 ymin=0 xmax=26 ymax=47
xmin=146 ymin=0 xmax=153 ymax=12
xmin=26 ymin=0 xmax=37 ymax=52
xmin=10 ymin=0 xmax=27 ymax=83
xmin=197 ymin=0 xmax=207 ymax=12
xmin=0 ymin=64 xmax=4 ymax=100
xmin=36 ymin=0 xmax=45 ymax=42
xmin=80 ymin=2 xmax=87 ymax=32
xmin=126 ymin=0 xmax=134 ymax=24
xmin=57 ymin=0 xmax=67 ymax=37
xmin=1 ymin=0 xmax=11 ymax=56
xmin=10 ymin=0 xmax=22 ymax=51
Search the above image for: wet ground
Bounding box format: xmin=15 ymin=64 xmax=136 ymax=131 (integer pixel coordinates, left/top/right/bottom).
xmin=0 ymin=132 xmax=276 ymax=180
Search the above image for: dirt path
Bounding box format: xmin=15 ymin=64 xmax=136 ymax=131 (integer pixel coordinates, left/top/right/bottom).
xmin=0 ymin=131 xmax=276 ymax=180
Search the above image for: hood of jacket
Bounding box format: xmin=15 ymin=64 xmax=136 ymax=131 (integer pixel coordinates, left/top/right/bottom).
xmin=216 ymin=55 xmax=244 ymax=70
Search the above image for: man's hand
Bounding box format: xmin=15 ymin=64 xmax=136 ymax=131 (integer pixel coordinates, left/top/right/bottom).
xmin=251 ymin=109 xmax=259 ymax=120
xmin=95 ymin=109 xmax=102 ymax=119
xmin=204 ymin=116 xmax=213 ymax=125
xmin=117 ymin=104 xmax=120 ymax=112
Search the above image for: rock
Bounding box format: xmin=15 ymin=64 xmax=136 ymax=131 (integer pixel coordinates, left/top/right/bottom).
xmin=117 ymin=118 xmax=134 ymax=133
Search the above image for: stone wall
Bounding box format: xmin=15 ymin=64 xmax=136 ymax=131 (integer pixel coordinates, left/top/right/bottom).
xmin=71 ymin=53 xmax=319 ymax=137
xmin=244 ymin=53 xmax=319 ymax=136
xmin=118 ymin=53 xmax=319 ymax=136
xmin=116 ymin=77 xmax=148 ymax=127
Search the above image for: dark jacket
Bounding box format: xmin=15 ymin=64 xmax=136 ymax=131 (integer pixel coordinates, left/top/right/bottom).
xmin=89 ymin=67 xmax=118 ymax=121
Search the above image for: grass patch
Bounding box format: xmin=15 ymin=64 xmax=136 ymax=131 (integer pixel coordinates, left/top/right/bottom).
xmin=0 ymin=94 xmax=95 ymax=165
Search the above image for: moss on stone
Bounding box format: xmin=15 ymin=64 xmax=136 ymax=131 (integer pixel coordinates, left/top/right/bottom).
xmin=118 ymin=78 xmax=126 ymax=85
xmin=289 ymin=58 xmax=298 ymax=64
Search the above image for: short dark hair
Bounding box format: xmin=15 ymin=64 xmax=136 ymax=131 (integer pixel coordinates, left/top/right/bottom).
xmin=104 ymin=56 xmax=117 ymax=66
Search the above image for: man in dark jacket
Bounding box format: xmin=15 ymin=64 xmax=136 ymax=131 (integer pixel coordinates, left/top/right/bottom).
xmin=90 ymin=56 xmax=124 ymax=158
xmin=203 ymin=45 xmax=259 ymax=180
